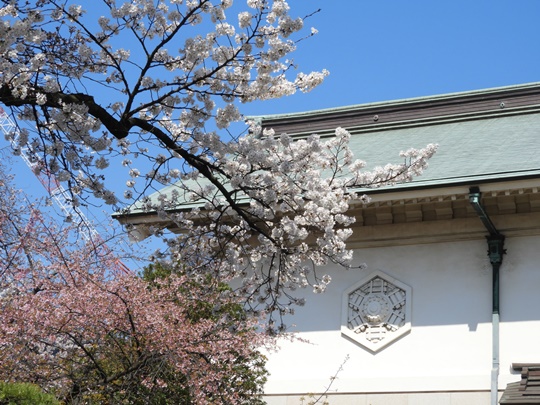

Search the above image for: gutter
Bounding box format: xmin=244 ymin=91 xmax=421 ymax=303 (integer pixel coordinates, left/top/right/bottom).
xmin=469 ymin=187 xmax=506 ymax=405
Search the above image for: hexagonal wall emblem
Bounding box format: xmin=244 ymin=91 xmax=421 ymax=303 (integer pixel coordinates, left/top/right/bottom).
xmin=341 ymin=270 xmax=411 ymax=352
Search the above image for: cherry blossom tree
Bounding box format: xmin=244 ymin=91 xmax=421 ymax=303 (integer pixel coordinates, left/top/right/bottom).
xmin=0 ymin=1 xmax=437 ymax=327
xmin=0 ymin=164 xmax=270 ymax=404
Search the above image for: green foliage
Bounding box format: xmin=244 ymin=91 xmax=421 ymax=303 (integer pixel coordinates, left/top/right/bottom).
xmin=72 ymin=363 xmax=192 ymax=405
xmin=142 ymin=262 xmax=247 ymax=323
xmin=0 ymin=382 xmax=59 ymax=405
xmin=56 ymin=344 xmax=193 ymax=405
xmin=140 ymin=262 xmax=174 ymax=284
xmin=140 ymin=262 xmax=269 ymax=405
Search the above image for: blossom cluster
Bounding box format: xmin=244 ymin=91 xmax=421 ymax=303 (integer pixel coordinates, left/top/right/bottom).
xmin=0 ymin=171 xmax=270 ymax=403
xmin=0 ymin=1 xmax=437 ymax=327
xmin=128 ymin=127 xmax=436 ymax=328
xmin=0 ymin=0 xmax=320 ymax=207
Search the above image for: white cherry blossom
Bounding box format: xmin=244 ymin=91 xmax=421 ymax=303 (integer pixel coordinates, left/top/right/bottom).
xmin=0 ymin=0 xmax=436 ymax=329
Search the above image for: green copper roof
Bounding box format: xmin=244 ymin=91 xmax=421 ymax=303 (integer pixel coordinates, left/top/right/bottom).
xmin=346 ymin=112 xmax=540 ymax=190
xmin=117 ymin=83 xmax=540 ymax=217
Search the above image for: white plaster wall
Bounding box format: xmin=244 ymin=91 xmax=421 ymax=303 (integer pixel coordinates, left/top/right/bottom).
xmin=264 ymin=391 xmax=494 ymax=405
xmin=498 ymin=235 xmax=540 ymax=387
xmin=263 ymin=234 xmax=540 ymax=400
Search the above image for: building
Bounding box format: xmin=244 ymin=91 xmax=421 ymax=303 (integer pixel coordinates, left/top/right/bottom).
xmin=115 ymin=83 xmax=540 ymax=404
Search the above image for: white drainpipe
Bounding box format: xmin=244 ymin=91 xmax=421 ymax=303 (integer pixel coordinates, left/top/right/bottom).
xmin=469 ymin=188 xmax=506 ymax=405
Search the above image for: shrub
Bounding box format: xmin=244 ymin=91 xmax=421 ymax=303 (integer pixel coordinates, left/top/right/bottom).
xmin=0 ymin=382 xmax=59 ymax=405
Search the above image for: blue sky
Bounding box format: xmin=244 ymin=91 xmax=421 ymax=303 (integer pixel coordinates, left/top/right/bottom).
xmin=243 ymin=0 xmax=540 ymax=116
xmin=3 ymin=0 xmax=540 ymax=259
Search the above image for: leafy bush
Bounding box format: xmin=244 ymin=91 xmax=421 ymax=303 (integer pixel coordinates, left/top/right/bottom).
xmin=0 ymin=382 xmax=59 ymax=405
xmin=139 ymin=262 xmax=269 ymax=405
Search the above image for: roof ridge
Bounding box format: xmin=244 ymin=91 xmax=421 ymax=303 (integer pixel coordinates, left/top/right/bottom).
xmin=249 ymin=82 xmax=540 ymax=122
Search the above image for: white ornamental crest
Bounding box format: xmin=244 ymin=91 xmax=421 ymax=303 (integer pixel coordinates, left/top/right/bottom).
xmin=341 ymin=270 xmax=411 ymax=352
